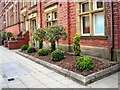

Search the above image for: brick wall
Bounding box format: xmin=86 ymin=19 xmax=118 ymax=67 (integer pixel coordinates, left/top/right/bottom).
xmin=58 ymin=2 xmax=69 ymax=44
xmin=107 ymin=2 xmax=119 ymax=49
xmin=41 ymin=2 xmax=76 ymax=45
xmin=6 ymin=24 xmax=19 ymax=37
xmin=2 ymin=1 xmax=120 ymax=51
xmin=118 ymin=1 xmax=120 ymax=49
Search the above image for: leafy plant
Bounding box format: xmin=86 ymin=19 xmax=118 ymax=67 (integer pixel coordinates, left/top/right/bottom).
xmin=21 ymin=45 xmax=29 ymax=51
xmin=6 ymin=32 xmax=13 ymax=40
xmin=45 ymin=25 xmax=67 ymax=52
xmin=27 ymin=46 xmax=36 ymax=53
xmin=1 ymin=32 xmax=7 ymax=44
xmin=33 ymin=28 xmax=45 ymax=49
xmin=1 ymin=32 xmax=7 ymax=40
xmin=73 ymin=34 xmax=81 ymax=56
xmin=51 ymin=50 xmax=64 ymax=61
xmin=76 ymin=56 xmax=94 ymax=71
xmin=38 ymin=48 xmax=48 ymax=56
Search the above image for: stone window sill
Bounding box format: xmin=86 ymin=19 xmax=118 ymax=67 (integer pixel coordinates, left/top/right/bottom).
xmin=80 ymin=36 xmax=108 ymax=40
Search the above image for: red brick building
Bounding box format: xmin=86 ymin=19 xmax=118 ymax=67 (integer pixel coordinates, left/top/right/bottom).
xmin=0 ymin=0 xmax=120 ymax=61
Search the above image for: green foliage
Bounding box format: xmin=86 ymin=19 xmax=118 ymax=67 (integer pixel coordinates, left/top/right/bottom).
xmin=1 ymin=32 xmax=7 ymax=44
xmin=21 ymin=45 xmax=29 ymax=51
xmin=27 ymin=46 xmax=36 ymax=53
xmin=51 ymin=50 xmax=64 ymax=61
xmin=45 ymin=25 xmax=67 ymax=52
xmin=76 ymin=56 xmax=94 ymax=71
xmin=1 ymin=32 xmax=7 ymax=40
xmin=6 ymin=32 xmax=13 ymax=40
xmin=73 ymin=34 xmax=81 ymax=56
xmin=38 ymin=48 xmax=48 ymax=56
xmin=33 ymin=28 xmax=45 ymax=49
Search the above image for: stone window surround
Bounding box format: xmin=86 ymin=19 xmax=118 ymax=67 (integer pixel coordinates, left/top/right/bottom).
xmin=76 ymin=0 xmax=107 ymax=37
xmin=44 ymin=4 xmax=58 ymax=27
xmin=21 ymin=0 xmax=26 ymax=8
xmin=9 ymin=6 xmax=14 ymax=26
xmin=30 ymin=0 xmax=37 ymax=7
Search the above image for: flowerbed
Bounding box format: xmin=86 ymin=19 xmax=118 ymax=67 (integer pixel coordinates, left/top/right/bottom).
xmin=21 ymin=50 xmax=118 ymax=76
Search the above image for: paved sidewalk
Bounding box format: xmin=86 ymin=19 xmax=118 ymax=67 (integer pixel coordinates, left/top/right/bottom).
xmin=0 ymin=46 xmax=119 ymax=89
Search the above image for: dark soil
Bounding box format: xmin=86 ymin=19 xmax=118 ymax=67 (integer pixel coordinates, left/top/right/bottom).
xmin=22 ymin=51 xmax=118 ymax=76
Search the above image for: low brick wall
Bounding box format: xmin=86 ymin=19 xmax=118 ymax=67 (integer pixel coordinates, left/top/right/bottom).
xmin=8 ymin=37 xmax=28 ymax=49
xmin=4 ymin=41 xmax=8 ymax=47
xmin=8 ymin=31 xmax=29 ymax=49
xmin=8 ymin=41 xmax=19 ymax=49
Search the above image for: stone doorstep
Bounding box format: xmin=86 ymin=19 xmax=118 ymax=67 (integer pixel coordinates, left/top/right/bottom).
xmin=16 ymin=51 xmax=120 ymax=85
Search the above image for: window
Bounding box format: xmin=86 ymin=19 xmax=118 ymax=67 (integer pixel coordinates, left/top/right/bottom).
xmin=93 ymin=0 xmax=104 ymax=10
xmin=30 ymin=0 xmax=37 ymax=7
xmin=30 ymin=19 xmax=37 ymax=48
xmin=53 ymin=11 xmax=57 ymax=20
xmin=94 ymin=13 xmax=104 ymax=35
xmin=22 ymin=15 xmax=28 ymax=32
xmin=22 ymin=0 xmax=25 ymax=8
xmin=81 ymin=2 xmax=89 ymax=12
xmin=31 ymin=19 xmax=36 ymax=31
xmin=7 ymin=11 xmax=9 ymax=26
xmin=97 ymin=2 xmax=103 ymax=8
xmin=15 ymin=4 xmax=18 ymax=23
xmin=22 ymin=15 xmax=26 ymax=32
xmin=82 ymin=16 xmax=90 ymax=35
xmin=3 ymin=15 xmax=6 ymax=28
xmin=46 ymin=11 xmax=58 ymax=27
xmin=9 ymin=7 xmax=14 ymax=25
xmin=79 ymin=0 xmax=105 ymax=36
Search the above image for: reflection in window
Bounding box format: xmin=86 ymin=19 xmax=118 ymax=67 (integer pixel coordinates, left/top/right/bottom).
xmin=46 ymin=11 xmax=57 ymax=27
xmin=94 ymin=13 xmax=104 ymax=35
xmin=82 ymin=16 xmax=90 ymax=34
xmin=97 ymin=1 xmax=103 ymax=8
xmin=82 ymin=2 xmax=89 ymax=12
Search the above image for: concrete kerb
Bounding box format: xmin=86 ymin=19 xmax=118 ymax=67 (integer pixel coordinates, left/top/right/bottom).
xmin=16 ymin=51 xmax=120 ymax=85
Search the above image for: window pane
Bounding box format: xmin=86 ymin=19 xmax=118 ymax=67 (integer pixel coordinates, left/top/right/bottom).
xmin=97 ymin=1 xmax=103 ymax=8
xmin=53 ymin=12 xmax=57 ymax=19
xmin=82 ymin=2 xmax=89 ymax=12
xmin=47 ymin=13 xmax=52 ymax=21
xmin=94 ymin=13 xmax=104 ymax=35
xmin=82 ymin=16 xmax=90 ymax=34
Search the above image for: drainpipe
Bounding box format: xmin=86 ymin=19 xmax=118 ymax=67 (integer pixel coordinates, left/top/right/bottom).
xmin=67 ymin=2 xmax=71 ymax=52
xmin=40 ymin=0 xmax=42 ymax=28
xmin=110 ymin=0 xmax=114 ymax=61
xmin=18 ymin=0 xmax=20 ymax=32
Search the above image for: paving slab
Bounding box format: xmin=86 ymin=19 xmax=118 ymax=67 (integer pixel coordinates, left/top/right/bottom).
xmin=0 ymin=46 xmax=119 ymax=88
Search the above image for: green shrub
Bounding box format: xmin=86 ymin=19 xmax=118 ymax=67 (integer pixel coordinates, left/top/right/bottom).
xmin=76 ymin=56 xmax=94 ymax=71
xmin=27 ymin=46 xmax=36 ymax=53
xmin=21 ymin=45 xmax=29 ymax=51
xmin=73 ymin=34 xmax=81 ymax=56
xmin=6 ymin=32 xmax=13 ymax=40
xmin=33 ymin=28 xmax=45 ymax=49
xmin=1 ymin=32 xmax=7 ymax=44
xmin=45 ymin=25 xmax=67 ymax=52
xmin=38 ymin=48 xmax=48 ymax=56
xmin=51 ymin=50 xmax=64 ymax=61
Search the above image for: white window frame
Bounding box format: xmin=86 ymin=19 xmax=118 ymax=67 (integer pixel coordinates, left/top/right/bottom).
xmin=93 ymin=0 xmax=104 ymax=10
xmin=33 ymin=0 xmax=37 ymax=5
xmin=22 ymin=0 xmax=25 ymax=7
xmin=26 ymin=21 xmax=28 ymax=31
xmin=30 ymin=0 xmax=37 ymax=7
xmin=81 ymin=15 xmax=90 ymax=36
xmin=52 ymin=11 xmax=57 ymax=20
xmin=93 ymin=12 xmax=104 ymax=36
xmin=81 ymin=2 xmax=89 ymax=13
